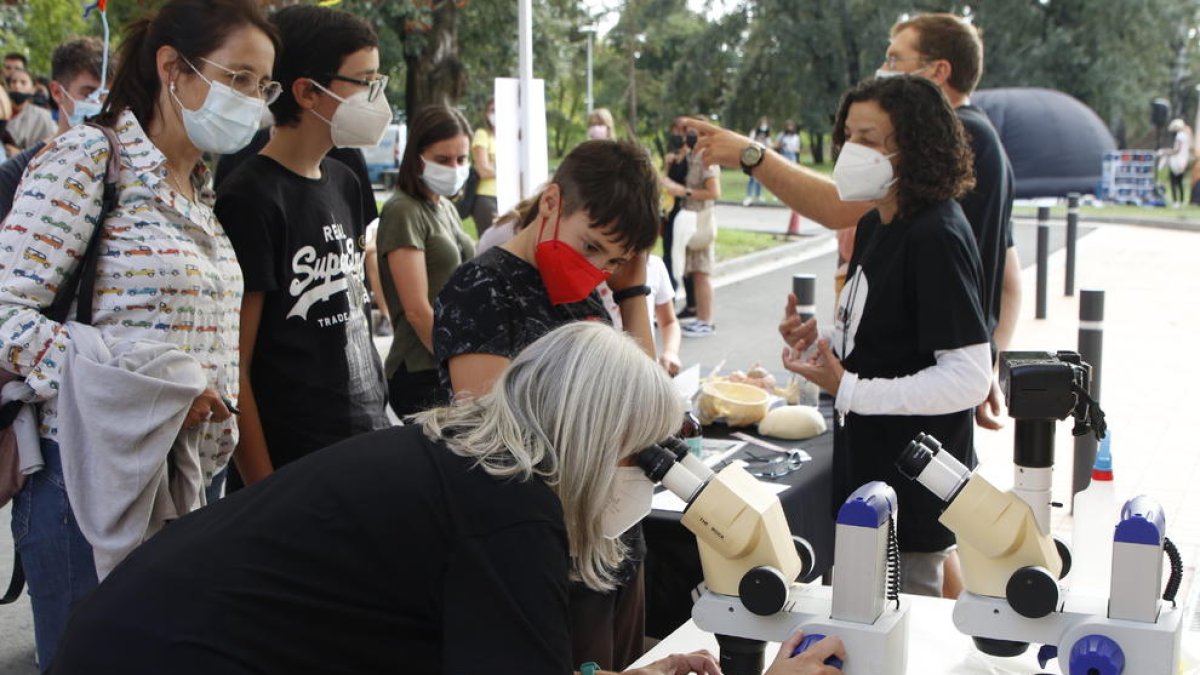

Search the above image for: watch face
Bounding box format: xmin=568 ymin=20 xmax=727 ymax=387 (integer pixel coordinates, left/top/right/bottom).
xmin=741 ymin=144 xmax=764 ymax=167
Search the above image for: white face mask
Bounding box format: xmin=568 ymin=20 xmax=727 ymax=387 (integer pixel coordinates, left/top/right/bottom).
xmin=875 ymin=68 xmax=901 ymax=79
xmin=486 ymin=112 xmax=495 ymax=128
xmin=420 ymin=159 xmax=470 ymax=197
xmin=59 ymin=86 xmax=103 ymax=128
xmin=172 ymin=61 xmax=264 ymax=155
xmin=309 ymin=80 xmax=392 ymax=148
xmin=600 ymin=466 xmax=655 ymax=539
xmin=587 ymin=124 xmax=609 ymax=140
xmin=832 ymin=141 xmax=897 ymax=202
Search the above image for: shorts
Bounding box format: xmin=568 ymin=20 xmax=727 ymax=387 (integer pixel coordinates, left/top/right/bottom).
xmin=685 ymin=244 xmax=714 ymax=275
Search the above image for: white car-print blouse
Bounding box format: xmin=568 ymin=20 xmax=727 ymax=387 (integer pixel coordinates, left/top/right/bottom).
xmin=0 ymin=110 xmax=243 ymax=483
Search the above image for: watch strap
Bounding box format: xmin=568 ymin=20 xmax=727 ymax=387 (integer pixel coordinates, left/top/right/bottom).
xmin=612 ymin=285 xmax=652 ymax=303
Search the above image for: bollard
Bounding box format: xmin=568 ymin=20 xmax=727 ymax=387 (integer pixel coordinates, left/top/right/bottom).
xmin=1065 ymin=193 xmax=1080 ymax=297
xmin=1072 ymin=289 xmax=1105 ymax=509
xmin=1036 ymin=206 xmax=1050 ymax=319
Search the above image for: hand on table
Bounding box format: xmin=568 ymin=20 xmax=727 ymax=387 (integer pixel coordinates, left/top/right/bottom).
xmin=765 ymin=632 xmax=845 ymax=675
xmin=625 ymin=650 xmax=721 ymax=675
xmin=658 ymin=350 xmax=682 ymax=376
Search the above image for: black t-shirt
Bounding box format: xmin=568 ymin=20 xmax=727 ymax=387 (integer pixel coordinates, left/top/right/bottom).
xmin=214 ymin=129 xmax=379 ymax=225
xmin=0 ymin=141 xmax=43 ymax=219
xmin=834 ymin=200 xmax=989 ymax=552
xmin=433 ymin=246 xmax=609 ymax=394
xmin=956 ymin=105 xmax=1015 ymax=341
xmin=216 ymin=155 xmax=389 ymax=468
xmin=52 ymin=426 xmax=574 ymax=675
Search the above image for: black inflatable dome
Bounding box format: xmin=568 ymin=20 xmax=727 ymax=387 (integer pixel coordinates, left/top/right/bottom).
xmin=972 ymin=87 xmax=1117 ymax=198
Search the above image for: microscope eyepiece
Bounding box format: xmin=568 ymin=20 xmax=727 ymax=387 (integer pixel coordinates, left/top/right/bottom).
xmin=635 ymin=444 xmax=678 ymax=483
xmin=896 ymin=433 xmax=971 ymax=503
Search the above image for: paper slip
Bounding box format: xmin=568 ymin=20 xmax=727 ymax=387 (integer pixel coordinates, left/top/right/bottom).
xmin=652 ymin=480 xmax=789 ymax=513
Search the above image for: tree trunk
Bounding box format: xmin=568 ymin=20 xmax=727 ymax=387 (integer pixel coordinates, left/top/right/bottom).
xmin=403 ymin=0 xmax=467 ymax=122
xmin=627 ymin=51 xmax=638 ymax=138
xmin=808 ymin=131 xmax=824 ymax=165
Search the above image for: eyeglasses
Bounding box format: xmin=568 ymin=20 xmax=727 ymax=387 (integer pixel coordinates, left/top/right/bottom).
xmin=324 ymin=73 xmax=390 ymax=102
xmin=196 ymin=57 xmax=282 ymax=104
xmin=882 ymin=54 xmax=928 ymax=70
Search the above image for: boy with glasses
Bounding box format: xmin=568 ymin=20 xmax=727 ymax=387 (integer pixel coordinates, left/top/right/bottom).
xmin=215 ymin=5 xmax=392 ymax=491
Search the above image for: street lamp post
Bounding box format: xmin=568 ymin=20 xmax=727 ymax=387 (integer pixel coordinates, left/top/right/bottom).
xmin=581 ymin=24 xmax=598 ymax=115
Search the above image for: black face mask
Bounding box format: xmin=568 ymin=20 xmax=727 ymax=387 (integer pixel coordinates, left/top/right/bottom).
xmin=686 ymin=131 xmax=698 ymax=149
xmin=31 ymin=91 xmax=50 ymax=109
xmin=667 ymin=133 xmax=684 ymax=152
xmin=9 ymin=91 xmax=31 ymax=105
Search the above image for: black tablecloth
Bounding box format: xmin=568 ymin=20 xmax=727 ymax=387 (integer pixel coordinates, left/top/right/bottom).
xmin=642 ymin=397 xmax=837 ymax=639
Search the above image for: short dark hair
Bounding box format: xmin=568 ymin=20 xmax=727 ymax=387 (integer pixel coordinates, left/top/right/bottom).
xmin=517 ymin=140 xmax=661 ymax=254
xmin=832 ymin=75 xmax=974 ymax=219
xmin=892 ymin=13 xmax=983 ymax=95
xmin=267 ymin=5 xmax=378 ymax=127
xmin=51 ymin=37 xmax=104 ymax=85
xmin=4 ymin=53 xmax=27 ymax=67
xmin=396 ymin=105 xmax=472 ymax=201
xmin=97 ymin=0 xmax=278 ymax=129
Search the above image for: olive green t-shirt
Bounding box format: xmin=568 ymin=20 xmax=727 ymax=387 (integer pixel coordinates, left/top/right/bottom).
xmin=377 ymin=189 xmax=476 ymax=376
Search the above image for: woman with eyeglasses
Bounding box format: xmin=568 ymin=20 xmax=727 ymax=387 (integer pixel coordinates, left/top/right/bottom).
xmin=214 ymin=5 xmax=392 ymax=489
xmin=0 ymin=0 xmax=277 ymax=669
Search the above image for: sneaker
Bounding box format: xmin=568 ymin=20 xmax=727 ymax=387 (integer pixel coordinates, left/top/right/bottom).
xmin=681 ymin=320 xmax=715 ymax=337
xmin=742 ymin=197 xmax=753 ymax=207
xmin=676 ymin=307 xmax=698 ymax=323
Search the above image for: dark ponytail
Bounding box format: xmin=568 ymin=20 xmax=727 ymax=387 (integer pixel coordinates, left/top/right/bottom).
xmin=96 ymin=0 xmax=277 ymax=129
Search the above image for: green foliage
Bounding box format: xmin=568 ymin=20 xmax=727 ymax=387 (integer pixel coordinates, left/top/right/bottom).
xmin=6 ymin=0 xmax=88 ymax=76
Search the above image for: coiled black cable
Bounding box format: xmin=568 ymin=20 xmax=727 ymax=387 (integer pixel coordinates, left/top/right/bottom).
xmin=887 ymin=514 xmax=901 ymax=608
xmin=1163 ymin=536 xmax=1183 ymax=607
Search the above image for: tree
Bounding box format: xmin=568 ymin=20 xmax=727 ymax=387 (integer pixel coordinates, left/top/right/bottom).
xmin=4 ymin=0 xmax=87 ymax=75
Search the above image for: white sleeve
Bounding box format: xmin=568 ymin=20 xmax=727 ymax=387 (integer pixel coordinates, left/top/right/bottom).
xmin=647 ymin=255 xmax=674 ymax=306
xmin=835 ymin=342 xmax=992 ymax=417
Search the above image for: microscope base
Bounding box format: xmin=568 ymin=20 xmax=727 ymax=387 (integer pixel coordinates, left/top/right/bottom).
xmin=953 ymin=592 xmax=1183 ymax=674
xmin=693 ymin=585 xmax=909 ymax=675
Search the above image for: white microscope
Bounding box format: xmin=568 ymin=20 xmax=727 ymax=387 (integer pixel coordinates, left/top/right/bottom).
xmin=896 ymin=351 xmax=1185 ymax=674
xmin=638 ymin=439 xmax=910 ymax=675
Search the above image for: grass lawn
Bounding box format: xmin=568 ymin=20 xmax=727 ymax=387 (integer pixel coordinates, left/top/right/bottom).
xmin=717 ymin=161 xmax=833 ymax=205
xmin=1013 ymin=203 xmax=1200 ymax=222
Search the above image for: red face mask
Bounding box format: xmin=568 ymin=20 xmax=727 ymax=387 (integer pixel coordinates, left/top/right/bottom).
xmin=534 ymin=210 xmax=611 ymax=305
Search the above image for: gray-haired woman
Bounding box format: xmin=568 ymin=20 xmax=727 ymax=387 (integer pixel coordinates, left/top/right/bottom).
xmin=52 ymin=322 xmax=726 ymax=674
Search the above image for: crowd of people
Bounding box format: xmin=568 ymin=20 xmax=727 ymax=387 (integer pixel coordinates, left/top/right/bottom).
xmin=0 ymin=2 xmax=1021 ymax=673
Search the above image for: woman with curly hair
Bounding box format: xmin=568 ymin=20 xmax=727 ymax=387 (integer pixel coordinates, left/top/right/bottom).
xmin=780 ymin=75 xmax=992 ymax=596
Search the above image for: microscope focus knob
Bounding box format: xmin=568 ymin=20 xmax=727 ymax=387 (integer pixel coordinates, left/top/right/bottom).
xmin=1068 ymin=634 xmax=1125 ymax=675
xmin=1006 ymin=565 xmax=1060 ymax=618
xmin=791 ymin=633 xmax=845 ymax=670
xmin=739 ymin=566 xmax=790 ymax=616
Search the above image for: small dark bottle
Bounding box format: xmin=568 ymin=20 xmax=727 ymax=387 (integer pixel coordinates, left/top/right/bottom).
xmin=680 ymin=411 xmax=703 ymax=458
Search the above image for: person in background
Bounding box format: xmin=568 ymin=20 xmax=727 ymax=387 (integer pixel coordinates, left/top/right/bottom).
xmin=3 ymin=52 xmax=27 ymax=79
xmin=0 ymin=37 xmax=106 ymax=217
xmin=0 ymin=0 xmax=277 ymax=667
xmin=1163 ymin=118 xmax=1191 ymax=207
xmin=743 ymin=115 xmax=770 ymax=205
xmin=435 ymin=138 xmax=659 ymax=671
xmin=660 ymin=116 xmax=689 ymax=294
xmin=471 ymin=97 xmax=498 ymax=236
xmin=777 ymin=119 xmax=805 ymax=237
xmin=779 ymin=75 xmax=991 ymax=598
xmin=660 ymin=128 xmax=720 ymax=338
xmin=588 ymin=107 xmax=615 ymax=140
xmin=376 ymin=105 xmax=475 ymax=417
xmin=215 ymin=4 xmax=390 ymax=489
xmin=5 ymin=69 xmax=56 ymax=150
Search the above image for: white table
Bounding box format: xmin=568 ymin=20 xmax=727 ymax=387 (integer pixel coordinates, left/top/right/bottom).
xmin=631 ymin=593 xmax=1200 ymax=674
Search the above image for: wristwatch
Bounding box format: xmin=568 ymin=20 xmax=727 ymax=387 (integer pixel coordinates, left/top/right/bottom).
xmin=740 ymin=142 xmax=766 ymax=175
xmin=612 ymin=285 xmax=652 ymax=303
